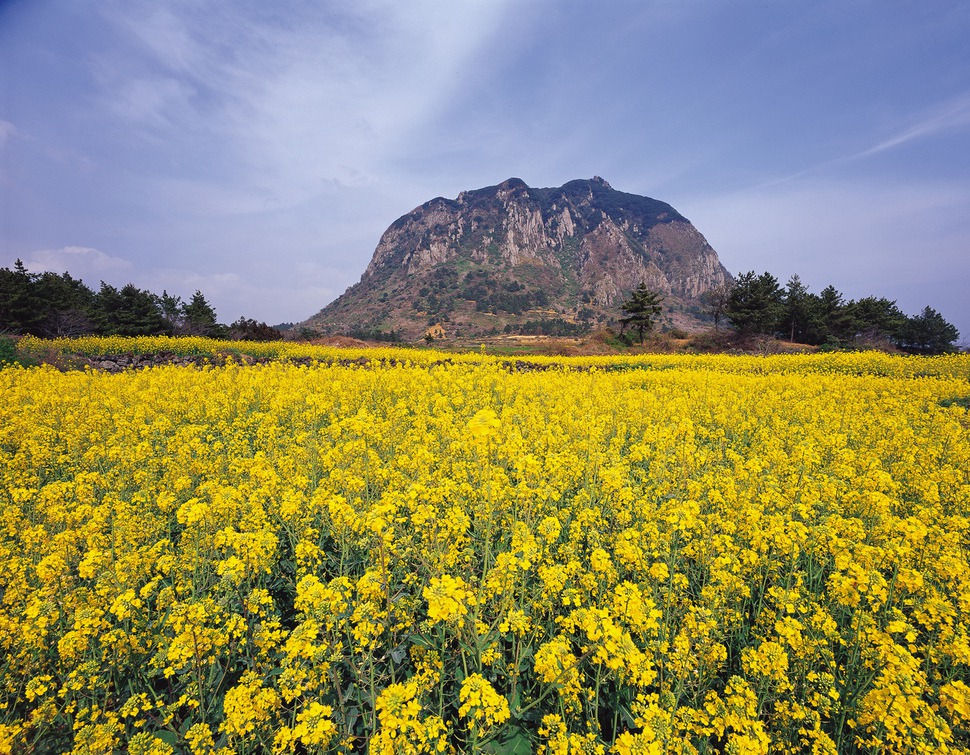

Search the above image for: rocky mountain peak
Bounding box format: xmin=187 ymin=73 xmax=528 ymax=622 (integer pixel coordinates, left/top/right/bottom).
xmin=305 ymin=178 xmax=732 ymax=340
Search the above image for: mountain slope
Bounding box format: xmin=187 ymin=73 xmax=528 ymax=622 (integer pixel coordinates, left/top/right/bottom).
xmin=305 ymin=177 xmax=732 ymax=340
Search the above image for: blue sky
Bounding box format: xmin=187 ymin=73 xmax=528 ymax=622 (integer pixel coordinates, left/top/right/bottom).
xmin=2 ymin=1 xmax=969 ymax=341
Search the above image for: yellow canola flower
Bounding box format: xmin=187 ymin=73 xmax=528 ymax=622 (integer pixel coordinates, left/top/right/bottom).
xmin=458 ymin=673 xmax=510 ymax=734
xmin=128 ymin=732 xmax=175 ymax=755
xmin=466 ymin=407 xmax=501 ymax=443
xmin=290 ymin=701 xmax=337 ymax=749
xmin=221 ymin=671 xmax=280 ymax=738
xmin=371 ymin=681 xmax=450 ymax=755
xmin=424 ymin=574 xmax=476 ymax=625
xmin=1 ymin=343 xmax=969 ymax=754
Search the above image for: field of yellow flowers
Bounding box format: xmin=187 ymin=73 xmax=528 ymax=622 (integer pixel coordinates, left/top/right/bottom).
xmin=2 ymin=339 xmax=969 ymax=754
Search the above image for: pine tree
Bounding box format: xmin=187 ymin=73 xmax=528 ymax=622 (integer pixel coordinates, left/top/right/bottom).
xmin=619 ymin=283 xmax=663 ymax=344
xmin=814 ymin=285 xmax=855 ymax=344
xmin=93 ymin=282 xmax=168 ymax=336
xmin=900 ymin=307 xmax=960 ymax=354
xmin=159 ymin=291 xmax=183 ymax=331
xmin=782 ymin=274 xmax=810 ymax=342
xmin=725 ymin=271 xmax=784 ymax=337
xmin=0 ymin=260 xmax=43 ymax=334
xmin=181 ymin=291 xmax=220 ymax=337
xmin=34 ymin=271 xmax=97 ymax=336
xmin=848 ymin=296 xmax=907 ymax=345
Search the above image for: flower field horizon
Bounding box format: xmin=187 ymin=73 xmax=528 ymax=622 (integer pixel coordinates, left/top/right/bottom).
xmin=2 ymin=340 xmax=969 ymax=753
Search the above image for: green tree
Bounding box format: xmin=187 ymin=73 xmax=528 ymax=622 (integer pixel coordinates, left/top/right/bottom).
xmin=159 ymin=290 xmax=183 ymax=331
xmin=619 ymin=283 xmax=663 ymax=344
xmin=228 ymin=317 xmax=283 ymax=342
xmin=781 ymin=274 xmax=812 ymax=342
xmin=34 ymin=271 xmax=97 ymax=336
xmin=0 ymin=260 xmax=43 ymax=334
xmin=181 ymin=291 xmax=222 ymax=337
xmin=94 ymin=282 xmax=169 ymax=336
xmin=899 ymin=307 xmax=960 ymax=354
xmin=92 ymin=282 xmax=122 ymax=334
xmin=725 ymin=271 xmax=784 ymax=337
xmin=813 ymin=285 xmax=855 ymax=344
xmin=848 ymin=296 xmax=907 ymax=345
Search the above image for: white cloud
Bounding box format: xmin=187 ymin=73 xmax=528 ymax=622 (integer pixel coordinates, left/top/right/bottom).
xmin=754 ymin=91 xmax=970 ymax=189
xmin=143 ymin=265 xmax=344 ymax=325
xmin=0 ymin=119 xmax=16 ymax=148
xmin=94 ymin=1 xmax=514 ymax=211
xmin=857 ymin=91 xmax=970 ymax=159
xmin=226 ymin=3 xmax=514 ymax=198
xmin=108 ymin=76 xmax=198 ymax=128
xmin=24 ymin=246 xmax=134 ymax=280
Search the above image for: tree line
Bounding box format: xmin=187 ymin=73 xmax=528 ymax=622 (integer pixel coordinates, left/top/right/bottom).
xmin=0 ymin=261 xmax=282 ymax=340
xmin=702 ymin=271 xmax=960 ymax=354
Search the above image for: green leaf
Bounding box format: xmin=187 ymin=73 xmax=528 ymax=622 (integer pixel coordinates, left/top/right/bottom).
xmin=484 ymin=724 xmax=534 ymax=755
xmin=410 ymin=633 xmax=435 ymax=650
xmin=156 ymin=730 xmax=179 ymax=746
xmin=508 ymin=688 xmax=521 ymax=716
xmin=940 ymin=396 xmax=970 ymax=410
xmin=620 ymin=702 xmax=637 ymax=729
xmin=344 ymin=706 xmax=360 ymax=732
xmin=518 ymin=645 xmax=535 ymax=672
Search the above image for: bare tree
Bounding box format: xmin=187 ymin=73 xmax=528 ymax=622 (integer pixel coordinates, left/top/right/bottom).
xmin=700 ymin=283 xmax=733 ymax=331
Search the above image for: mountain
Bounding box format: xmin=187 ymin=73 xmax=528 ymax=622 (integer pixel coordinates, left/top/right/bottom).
xmin=304 ymin=177 xmax=732 ymax=340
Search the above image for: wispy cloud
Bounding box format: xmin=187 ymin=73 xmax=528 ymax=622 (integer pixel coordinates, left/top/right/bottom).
xmin=24 ymin=246 xmax=134 ymax=279
xmin=0 ymin=120 xmax=15 ymax=148
xmin=108 ymin=76 xmax=198 ymax=128
xmin=856 ymin=92 xmax=970 ymax=158
xmin=4 ymin=1 xmax=968 ymax=334
xmin=753 ymin=91 xmax=970 ymax=191
xmin=92 ymin=1 xmax=513 ymax=212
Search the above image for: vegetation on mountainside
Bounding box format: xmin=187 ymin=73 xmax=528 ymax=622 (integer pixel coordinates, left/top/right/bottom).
xmin=304 ymin=178 xmax=732 ymax=340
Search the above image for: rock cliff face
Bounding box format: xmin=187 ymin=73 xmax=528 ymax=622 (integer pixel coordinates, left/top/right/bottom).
xmin=304 ymin=177 xmax=732 ymax=340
